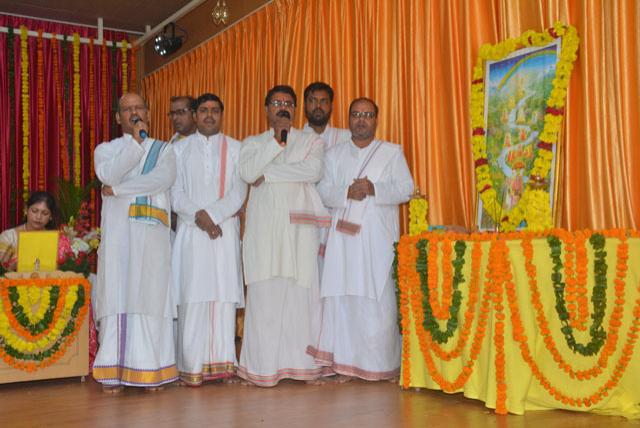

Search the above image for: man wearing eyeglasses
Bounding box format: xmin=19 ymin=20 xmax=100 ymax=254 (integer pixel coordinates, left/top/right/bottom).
xmin=93 ymin=93 xmax=178 ymax=392
xmin=171 ymin=93 xmax=247 ymax=386
xmin=309 ymin=97 xmax=414 ymax=383
xmin=238 ymin=85 xmax=329 ymax=386
xmin=168 ymin=96 xmax=196 ymax=144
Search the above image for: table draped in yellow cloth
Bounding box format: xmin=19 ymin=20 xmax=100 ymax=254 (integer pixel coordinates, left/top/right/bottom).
xmin=396 ymin=230 xmax=640 ymax=419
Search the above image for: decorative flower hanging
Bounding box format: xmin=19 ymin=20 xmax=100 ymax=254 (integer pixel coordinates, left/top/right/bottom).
xmin=72 ymin=33 xmax=81 ymax=187
xmin=20 ymin=26 xmax=30 ymax=202
xmin=471 ymin=23 xmax=579 ymax=231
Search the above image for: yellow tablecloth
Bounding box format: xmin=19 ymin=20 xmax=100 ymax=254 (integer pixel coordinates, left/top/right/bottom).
xmin=397 ymin=231 xmax=640 ymax=418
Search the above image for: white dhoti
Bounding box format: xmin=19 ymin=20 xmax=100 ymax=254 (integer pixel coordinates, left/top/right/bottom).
xmin=177 ymin=301 xmax=237 ymax=385
xmin=93 ymin=314 xmax=178 ymax=387
xmin=238 ymin=278 xmax=323 ymax=386
xmin=308 ymin=275 xmax=401 ymax=381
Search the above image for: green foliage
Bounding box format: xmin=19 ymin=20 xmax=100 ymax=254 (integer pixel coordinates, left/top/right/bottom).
xmin=54 ymin=178 xmax=98 ymax=224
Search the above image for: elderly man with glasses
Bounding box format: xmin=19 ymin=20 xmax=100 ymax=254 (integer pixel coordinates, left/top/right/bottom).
xmin=93 ymin=93 xmax=178 ymax=392
xmin=238 ymin=85 xmax=328 ymax=387
xmin=308 ymin=97 xmax=414 ymax=383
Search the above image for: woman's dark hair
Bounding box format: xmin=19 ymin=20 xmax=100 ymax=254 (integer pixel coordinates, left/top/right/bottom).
xmin=25 ymin=191 xmax=59 ymax=230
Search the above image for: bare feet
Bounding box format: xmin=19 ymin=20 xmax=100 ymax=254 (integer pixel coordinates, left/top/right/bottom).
xmin=223 ymin=376 xmax=241 ymax=385
xmin=145 ymin=386 xmax=164 ymax=393
xmin=387 ymin=376 xmax=399 ymax=384
xmin=102 ymin=385 xmax=124 ymax=394
xmin=239 ymin=379 xmax=255 ymax=386
xmin=175 ymin=380 xmax=188 ymax=387
xmin=333 ymin=375 xmax=354 ymax=384
xmin=305 ymin=377 xmax=327 ymax=385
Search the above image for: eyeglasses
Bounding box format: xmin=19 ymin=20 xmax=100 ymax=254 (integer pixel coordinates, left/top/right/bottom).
xmin=168 ymin=108 xmax=192 ymax=118
xmin=269 ymin=100 xmax=296 ymax=108
xmin=350 ymin=111 xmax=376 ymax=119
xmin=120 ymin=105 xmax=147 ymax=114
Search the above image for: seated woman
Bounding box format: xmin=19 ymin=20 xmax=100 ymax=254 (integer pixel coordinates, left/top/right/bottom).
xmin=0 ymin=191 xmax=59 ymax=272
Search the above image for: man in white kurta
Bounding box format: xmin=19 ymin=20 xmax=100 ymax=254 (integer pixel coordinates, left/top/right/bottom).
xmin=301 ymin=82 xmax=351 ymax=273
xmin=93 ymin=93 xmax=178 ymax=391
xmin=171 ymin=93 xmax=247 ymax=385
xmin=238 ymin=85 xmax=329 ymax=386
xmin=302 ymin=82 xmax=351 ymax=152
xmin=309 ymin=97 xmax=414 ymax=381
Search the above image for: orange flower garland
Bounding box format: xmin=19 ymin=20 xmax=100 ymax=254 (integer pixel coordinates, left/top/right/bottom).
xmin=519 ymin=232 xmax=629 ymax=380
xmin=426 ymin=236 xmax=455 ymax=320
xmin=396 ymin=229 xmax=640 ymax=414
xmin=427 ymin=241 xmax=482 ymax=361
xmin=505 ymin=243 xmax=640 ymax=407
xmin=36 ymin=29 xmax=45 ymax=190
xmin=0 ymin=278 xmax=91 ymax=372
xmin=397 ymin=237 xmax=417 ymax=389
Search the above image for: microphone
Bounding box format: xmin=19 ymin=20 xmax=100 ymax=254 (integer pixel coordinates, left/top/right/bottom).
xmin=280 ymin=129 xmax=288 ymax=145
xmin=132 ymin=117 xmax=148 ymax=140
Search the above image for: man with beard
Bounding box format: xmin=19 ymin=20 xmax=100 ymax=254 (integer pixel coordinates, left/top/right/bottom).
xmin=93 ymin=93 xmax=177 ymax=392
xmin=302 ymin=82 xmax=351 ymax=270
xmin=308 ymin=97 xmax=414 ymax=383
xmin=238 ymin=85 xmax=329 ymax=386
xmin=302 ymin=82 xmax=350 ymax=151
xmin=171 ymin=93 xmax=247 ymax=386
xmin=168 ymin=96 xmax=196 ymax=144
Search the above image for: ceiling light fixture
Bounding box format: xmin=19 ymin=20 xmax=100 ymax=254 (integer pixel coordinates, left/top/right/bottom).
xmin=212 ymin=0 xmax=230 ymax=26
xmin=153 ymin=23 xmax=184 ymax=57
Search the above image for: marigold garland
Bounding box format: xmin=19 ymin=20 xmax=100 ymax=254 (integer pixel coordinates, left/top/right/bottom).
xmin=89 ymin=39 xmax=97 ymax=225
xmin=130 ymin=46 xmax=137 ymax=92
xmin=471 ymin=23 xmax=579 ymax=231
xmin=52 ymin=35 xmax=69 ymax=180
xmin=121 ymin=39 xmax=128 ymax=93
xmin=395 ymin=229 xmax=640 ymax=414
xmin=72 ymin=33 xmax=81 ymax=187
xmin=0 ymin=278 xmax=91 ymax=372
xmin=20 ymin=25 xmax=30 ymax=202
xmin=101 ymin=42 xmax=109 ymax=141
xmin=519 ymin=232 xmax=629 ymax=380
xmin=36 ymin=29 xmax=45 ymax=190
xmin=409 ymin=196 xmax=429 ymax=235
xmin=8 ymin=27 xmax=17 ymax=223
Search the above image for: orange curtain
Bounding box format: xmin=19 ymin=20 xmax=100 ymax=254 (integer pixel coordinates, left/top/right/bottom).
xmin=142 ymin=0 xmax=640 ymax=230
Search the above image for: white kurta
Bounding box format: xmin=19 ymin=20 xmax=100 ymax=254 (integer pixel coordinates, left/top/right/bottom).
xmin=171 ymin=132 xmax=246 ymax=306
xmin=171 ymin=132 xmax=247 ymax=384
xmin=309 ymin=139 xmax=414 ymax=380
xmin=302 ymin=123 xmax=351 ymax=151
xmin=92 ymin=134 xmax=178 ymax=387
xmin=302 ymin=123 xmax=351 ymax=273
xmin=238 ymin=128 xmax=326 ymax=386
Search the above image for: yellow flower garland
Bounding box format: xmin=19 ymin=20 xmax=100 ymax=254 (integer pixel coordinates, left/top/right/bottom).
xmin=121 ymin=39 xmax=128 ymax=93
xmin=0 ymin=286 xmax=80 ymax=353
xmin=471 ymin=23 xmax=579 ymax=231
xmin=20 ymin=26 xmax=30 ymax=202
xmin=409 ymin=196 xmax=429 ymax=236
xmin=72 ymin=33 xmax=81 ymax=187
xmin=17 ymin=286 xmax=50 ymax=325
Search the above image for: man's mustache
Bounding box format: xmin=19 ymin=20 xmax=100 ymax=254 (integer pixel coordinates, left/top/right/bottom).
xmin=276 ymin=110 xmax=291 ymax=119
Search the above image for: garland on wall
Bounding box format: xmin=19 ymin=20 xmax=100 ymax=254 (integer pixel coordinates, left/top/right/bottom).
xmin=0 ymin=278 xmax=90 ymax=372
xmin=395 ymin=228 xmax=640 ymax=414
xmin=20 ymin=26 xmax=30 ymax=202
